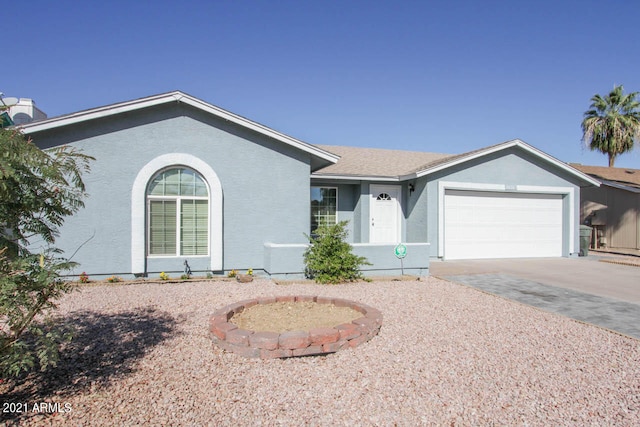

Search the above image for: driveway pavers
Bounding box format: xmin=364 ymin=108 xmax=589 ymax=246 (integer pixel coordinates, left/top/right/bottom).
xmin=442 ymin=273 xmax=640 ymax=339
xmin=431 ymin=256 xmax=640 ymax=340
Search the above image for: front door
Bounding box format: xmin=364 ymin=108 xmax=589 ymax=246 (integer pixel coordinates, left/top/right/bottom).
xmin=370 ymin=185 xmax=401 ymax=243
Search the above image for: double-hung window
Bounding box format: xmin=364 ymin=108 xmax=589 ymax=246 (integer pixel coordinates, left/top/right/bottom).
xmin=310 ymin=187 xmax=337 ymax=234
xmin=147 ymin=168 xmax=209 ymax=256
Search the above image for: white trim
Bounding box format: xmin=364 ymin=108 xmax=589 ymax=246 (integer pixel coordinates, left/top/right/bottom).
xmin=131 ymin=153 xmax=223 ymax=274
xmin=437 ymin=181 xmax=575 ymax=258
xmin=311 ymin=174 xmax=400 ymax=182
xmin=176 ymin=95 xmax=339 ymax=164
xmin=310 ymin=186 xmax=339 ymax=231
xmin=264 ymin=243 xmax=309 ymax=248
xmin=352 ymin=242 xmax=430 ymax=248
xmin=146 ymin=168 xmax=210 ymax=257
xmin=413 ymin=139 xmax=601 ymax=187
xmin=21 ymin=91 xmax=340 ymax=165
xmin=22 ymin=94 xmax=177 ymax=133
xmin=145 ymin=254 xmax=210 ymax=259
xmin=422 ymin=142 xmax=525 ymax=178
xmin=265 ymin=242 xmax=431 ymax=249
xmin=147 ymin=196 xmax=209 ymax=258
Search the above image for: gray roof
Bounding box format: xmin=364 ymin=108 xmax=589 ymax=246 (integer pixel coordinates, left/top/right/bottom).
xmin=570 ymin=164 xmax=640 ymax=190
xmin=313 ymin=145 xmax=453 ymax=178
xmin=313 ymin=140 xmax=601 ymax=187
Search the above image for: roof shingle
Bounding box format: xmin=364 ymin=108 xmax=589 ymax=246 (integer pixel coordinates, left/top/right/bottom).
xmin=570 ymin=164 xmax=640 ymax=189
xmin=313 ymin=145 xmax=453 ymax=178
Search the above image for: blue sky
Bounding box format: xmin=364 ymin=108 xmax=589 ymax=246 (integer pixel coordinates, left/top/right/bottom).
xmin=4 ymin=0 xmax=640 ymax=167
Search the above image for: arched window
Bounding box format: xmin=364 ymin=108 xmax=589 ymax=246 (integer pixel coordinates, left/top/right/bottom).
xmin=147 ymin=167 xmax=209 ymax=256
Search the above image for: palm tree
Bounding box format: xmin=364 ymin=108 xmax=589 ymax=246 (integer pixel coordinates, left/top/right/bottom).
xmin=581 ymin=85 xmax=640 ymax=167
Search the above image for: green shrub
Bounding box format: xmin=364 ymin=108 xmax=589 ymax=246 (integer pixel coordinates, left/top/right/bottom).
xmin=304 ymin=221 xmax=371 ymax=284
xmin=0 ymin=128 xmax=92 ymax=377
xmin=0 ymin=249 xmax=74 ymax=377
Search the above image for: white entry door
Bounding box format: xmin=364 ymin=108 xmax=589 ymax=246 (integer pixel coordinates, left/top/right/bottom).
xmin=370 ymin=185 xmax=401 ymax=243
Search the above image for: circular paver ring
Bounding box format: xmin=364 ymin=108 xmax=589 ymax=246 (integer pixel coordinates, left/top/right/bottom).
xmin=209 ymin=295 xmax=383 ymax=359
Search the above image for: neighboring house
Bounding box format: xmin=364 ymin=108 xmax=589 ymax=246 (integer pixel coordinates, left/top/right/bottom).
xmin=18 ymin=91 xmax=599 ymax=279
xmin=571 ymin=164 xmax=640 ymax=251
xmin=1 ymin=97 xmax=47 ymax=125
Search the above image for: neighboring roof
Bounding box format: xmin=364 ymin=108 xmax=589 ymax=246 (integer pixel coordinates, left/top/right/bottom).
xmin=314 ymin=139 xmax=601 ymax=187
xmin=570 ymin=163 xmax=640 ymax=191
xmin=18 ymin=91 xmax=339 ymax=171
xmin=313 ymin=145 xmax=453 ymax=180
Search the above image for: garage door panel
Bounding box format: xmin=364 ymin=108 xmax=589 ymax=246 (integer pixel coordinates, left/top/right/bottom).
xmin=444 ymin=190 xmax=563 ymax=260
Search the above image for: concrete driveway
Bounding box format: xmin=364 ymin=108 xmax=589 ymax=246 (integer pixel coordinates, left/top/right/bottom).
xmin=430 ymin=254 xmax=640 ymax=339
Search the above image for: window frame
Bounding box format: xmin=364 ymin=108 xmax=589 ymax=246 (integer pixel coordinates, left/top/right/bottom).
xmin=310 ymin=186 xmax=338 ymax=234
xmin=146 ymin=167 xmax=210 ymax=258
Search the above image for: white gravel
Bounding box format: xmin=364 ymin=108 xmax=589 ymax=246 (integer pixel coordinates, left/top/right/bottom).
xmin=3 ymin=277 xmax=639 ymax=426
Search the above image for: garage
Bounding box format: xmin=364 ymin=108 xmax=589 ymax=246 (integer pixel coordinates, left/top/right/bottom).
xmin=444 ymin=190 xmax=564 ymax=260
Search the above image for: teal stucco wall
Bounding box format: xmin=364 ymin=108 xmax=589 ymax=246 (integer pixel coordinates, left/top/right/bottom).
xmin=31 ymin=103 xmax=312 ymax=278
xmin=414 ymin=147 xmax=584 ymax=258
xmin=264 ymin=242 xmax=430 ymax=279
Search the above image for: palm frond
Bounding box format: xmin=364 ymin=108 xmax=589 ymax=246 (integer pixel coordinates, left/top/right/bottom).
xmin=581 ymin=85 xmax=640 ymax=166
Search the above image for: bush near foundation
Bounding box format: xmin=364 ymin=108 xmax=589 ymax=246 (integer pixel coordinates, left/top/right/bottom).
xmin=304 ymin=221 xmax=370 ymax=284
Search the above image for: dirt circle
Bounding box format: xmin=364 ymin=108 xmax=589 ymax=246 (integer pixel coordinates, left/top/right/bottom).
xmin=230 ymin=301 xmax=363 ymax=333
xmin=209 ymin=296 xmax=383 ymax=359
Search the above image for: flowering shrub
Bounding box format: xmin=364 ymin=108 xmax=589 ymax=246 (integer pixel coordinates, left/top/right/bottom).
xmin=227 ymin=269 xmax=237 ymax=278
xmin=247 ymin=268 xmax=253 ymax=276
xmin=159 ymin=271 xmax=169 ymax=281
xmin=107 ymin=275 xmax=122 ymax=283
xmin=79 ymin=272 xmax=89 ymax=283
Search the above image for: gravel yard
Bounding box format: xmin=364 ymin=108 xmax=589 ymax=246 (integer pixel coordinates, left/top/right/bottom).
xmin=2 ymin=277 xmax=639 ymax=426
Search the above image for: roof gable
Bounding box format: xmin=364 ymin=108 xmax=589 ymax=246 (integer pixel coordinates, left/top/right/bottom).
xmin=313 ymin=139 xmax=600 ymax=186
xmin=19 ymin=91 xmax=339 ymax=170
xmin=413 ymin=139 xmax=597 ymax=184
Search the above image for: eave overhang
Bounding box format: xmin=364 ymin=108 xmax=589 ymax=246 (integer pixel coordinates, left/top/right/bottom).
xmin=311 ymin=174 xmax=400 ymax=182
xmin=18 ymin=91 xmax=340 ymax=169
xmin=408 ymin=139 xmax=601 ymax=187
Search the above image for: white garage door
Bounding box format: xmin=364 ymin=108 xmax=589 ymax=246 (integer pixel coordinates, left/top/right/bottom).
xmin=444 ymin=190 xmax=563 ymax=260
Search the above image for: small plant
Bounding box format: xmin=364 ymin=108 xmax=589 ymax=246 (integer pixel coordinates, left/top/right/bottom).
xmin=180 ymin=273 xmax=190 ymax=280
xmin=227 ymin=269 xmax=237 ymax=278
xmin=106 ymin=275 xmax=122 ymax=283
xmin=247 ymin=268 xmax=253 ymax=276
xmin=79 ymin=271 xmax=89 ymax=283
xmin=206 ymin=272 xmax=213 ymax=279
xmin=304 ymin=220 xmax=371 ymax=284
xmin=159 ymin=271 xmax=170 ymax=281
